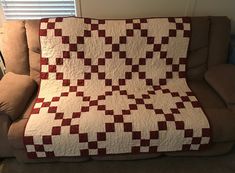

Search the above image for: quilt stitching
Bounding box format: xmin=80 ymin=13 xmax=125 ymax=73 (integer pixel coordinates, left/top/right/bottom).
xmin=24 ymin=17 xmax=211 ymax=158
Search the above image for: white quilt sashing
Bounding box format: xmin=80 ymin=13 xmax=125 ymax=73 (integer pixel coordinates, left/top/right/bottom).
xmin=24 ymin=17 xmax=211 ymax=159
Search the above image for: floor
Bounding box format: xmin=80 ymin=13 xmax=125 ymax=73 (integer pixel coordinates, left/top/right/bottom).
xmin=1 ymin=152 xmax=235 ymax=173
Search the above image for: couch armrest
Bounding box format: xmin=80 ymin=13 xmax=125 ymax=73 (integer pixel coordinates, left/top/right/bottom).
xmin=205 ymin=64 xmax=235 ymax=110
xmin=0 ymin=72 xmax=36 ymax=121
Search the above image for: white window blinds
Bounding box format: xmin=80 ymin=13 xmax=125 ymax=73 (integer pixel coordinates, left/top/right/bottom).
xmin=1 ymin=0 xmax=77 ymax=19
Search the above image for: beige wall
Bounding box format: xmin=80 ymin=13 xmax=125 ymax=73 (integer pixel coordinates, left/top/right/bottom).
xmin=79 ymin=0 xmax=195 ymax=18
xmin=79 ymin=0 xmax=235 ymax=33
xmin=0 ymin=0 xmax=235 ymax=33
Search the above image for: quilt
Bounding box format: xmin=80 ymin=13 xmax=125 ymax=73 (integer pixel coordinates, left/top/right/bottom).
xmin=24 ymin=17 xmax=211 ymax=158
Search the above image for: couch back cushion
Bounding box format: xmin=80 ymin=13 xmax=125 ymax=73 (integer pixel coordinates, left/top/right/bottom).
xmin=208 ymin=17 xmax=230 ymax=67
xmin=1 ymin=17 xmax=230 ymax=82
xmin=25 ymin=20 xmax=41 ymax=83
xmin=1 ymin=21 xmax=29 ymax=75
xmin=24 ymin=17 xmax=211 ymax=82
xmin=187 ymin=17 xmax=210 ymax=80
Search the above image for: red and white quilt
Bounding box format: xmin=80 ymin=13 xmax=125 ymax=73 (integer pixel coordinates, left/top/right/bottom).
xmin=24 ymin=17 xmax=211 ymax=159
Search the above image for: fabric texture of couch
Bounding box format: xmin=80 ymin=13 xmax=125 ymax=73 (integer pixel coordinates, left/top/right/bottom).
xmin=0 ymin=16 xmax=235 ymax=172
xmin=0 ymin=72 xmax=36 ymax=121
xmin=205 ymin=64 xmax=235 ymax=111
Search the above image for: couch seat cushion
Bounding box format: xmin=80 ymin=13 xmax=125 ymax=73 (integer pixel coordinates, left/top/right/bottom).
xmin=188 ymin=80 xmax=235 ymax=142
xmin=8 ymin=80 xmax=235 ymax=161
xmin=91 ymin=153 xmax=162 ymax=161
xmin=0 ymin=115 xmax=13 ymax=157
xmin=165 ymin=142 xmax=234 ymax=157
xmin=188 ymin=80 xmax=226 ymax=108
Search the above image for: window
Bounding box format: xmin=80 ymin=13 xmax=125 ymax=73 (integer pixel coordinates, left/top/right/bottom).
xmin=1 ymin=0 xmax=77 ymax=20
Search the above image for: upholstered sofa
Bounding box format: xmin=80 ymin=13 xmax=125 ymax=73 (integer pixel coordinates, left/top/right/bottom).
xmin=0 ymin=16 xmax=235 ymax=173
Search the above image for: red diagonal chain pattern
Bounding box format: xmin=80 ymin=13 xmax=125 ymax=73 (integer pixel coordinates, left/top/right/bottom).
xmin=24 ymin=17 xmax=211 ymax=158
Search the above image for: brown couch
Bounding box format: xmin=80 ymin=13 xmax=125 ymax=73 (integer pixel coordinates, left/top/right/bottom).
xmin=0 ymin=16 xmax=235 ymax=173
